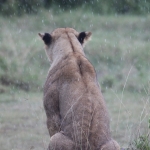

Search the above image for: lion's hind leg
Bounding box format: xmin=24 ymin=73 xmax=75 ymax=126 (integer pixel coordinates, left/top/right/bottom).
xmin=101 ymin=139 xmax=120 ymax=150
xmin=48 ymin=132 xmax=75 ymax=150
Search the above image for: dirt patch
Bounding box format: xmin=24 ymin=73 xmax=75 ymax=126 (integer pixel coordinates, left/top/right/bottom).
xmin=0 ymin=75 xmax=30 ymax=91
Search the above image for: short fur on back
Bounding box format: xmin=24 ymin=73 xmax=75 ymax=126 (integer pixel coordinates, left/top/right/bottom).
xmin=39 ymin=28 xmax=120 ymax=150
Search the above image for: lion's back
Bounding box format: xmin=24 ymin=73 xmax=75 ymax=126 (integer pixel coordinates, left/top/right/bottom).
xmin=54 ymin=54 xmax=111 ymax=149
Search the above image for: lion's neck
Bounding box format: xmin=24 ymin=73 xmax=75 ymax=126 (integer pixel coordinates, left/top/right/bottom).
xmin=48 ymin=45 xmax=67 ymax=71
xmin=50 ymin=34 xmax=84 ymax=70
xmin=50 ymin=52 xmax=64 ymax=70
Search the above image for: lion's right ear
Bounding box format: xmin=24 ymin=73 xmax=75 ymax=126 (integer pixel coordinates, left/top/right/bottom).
xmin=78 ymin=32 xmax=92 ymax=45
xmin=38 ymin=33 xmax=52 ymax=45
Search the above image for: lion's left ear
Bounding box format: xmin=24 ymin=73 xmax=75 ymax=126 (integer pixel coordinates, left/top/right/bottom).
xmin=78 ymin=32 xmax=92 ymax=45
xmin=38 ymin=32 xmax=52 ymax=46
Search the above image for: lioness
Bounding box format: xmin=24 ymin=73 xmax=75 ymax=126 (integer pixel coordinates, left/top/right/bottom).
xmin=39 ymin=28 xmax=120 ymax=150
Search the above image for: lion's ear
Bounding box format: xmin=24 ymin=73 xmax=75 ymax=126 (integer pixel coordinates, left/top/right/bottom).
xmin=78 ymin=32 xmax=92 ymax=45
xmin=38 ymin=33 xmax=52 ymax=45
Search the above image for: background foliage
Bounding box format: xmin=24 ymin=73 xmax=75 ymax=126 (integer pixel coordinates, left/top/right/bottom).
xmin=1 ymin=0 xmax=150 ymax=16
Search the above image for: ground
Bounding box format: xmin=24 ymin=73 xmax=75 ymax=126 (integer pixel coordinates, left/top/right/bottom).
xmin=0 ymin=89 xmax=149 ymax=149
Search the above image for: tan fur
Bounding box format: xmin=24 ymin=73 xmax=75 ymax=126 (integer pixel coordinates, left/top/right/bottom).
xmin=39 ymin=28 xmax=120 ymax=150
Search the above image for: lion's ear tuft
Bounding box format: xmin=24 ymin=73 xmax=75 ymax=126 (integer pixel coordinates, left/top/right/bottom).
xmin=78 ymin=32 xmax=92 ymax=45
xmin=39 ymin=33 xmax=52 ymax=45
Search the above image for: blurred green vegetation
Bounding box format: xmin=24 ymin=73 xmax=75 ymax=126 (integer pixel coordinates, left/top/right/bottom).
xmin=1 ymin=0 xmax=150 ymax=16
xmin=0 ymin=9 xmax=149 ymax=93
xmin=130 ymin=120 xmax=150 ymax=150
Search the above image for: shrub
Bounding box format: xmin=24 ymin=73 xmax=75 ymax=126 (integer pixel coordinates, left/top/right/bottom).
xmin=134 ymin=135 xmax=150 ymax=150
xmin=47 ymin=0 xmax=150 ymax=14
xmin=1 ymin=0 xmax=150 ymax=16
xmin=0 ymin=0 xmax=43 ymax=16
xmin=130 ymin=119 xmax=150 ymax=150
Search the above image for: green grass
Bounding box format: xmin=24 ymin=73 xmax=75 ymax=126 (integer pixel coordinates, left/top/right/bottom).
xmin=0 ymin=9 xmax=150 ymax=92
xmin=0 ymin=9 xmax=150 ymax=149
xmin=0 ymin=91 xmax=49 ymax=150
xmin=132 ymin=135 xmax=150 ymax=150
xmin=0 ymin=89 xmax=149 ymax=149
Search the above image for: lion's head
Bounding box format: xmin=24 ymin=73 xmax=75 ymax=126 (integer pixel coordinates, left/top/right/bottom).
xmin=39 ymin=28 xmax=91 ymax=63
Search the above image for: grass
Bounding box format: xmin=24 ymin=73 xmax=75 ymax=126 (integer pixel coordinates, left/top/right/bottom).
xmin=132 ymin=135 xmax=150 ymax=150
xmin=0 ymin=89 xmax=149 ymax=149
xmin=0 ymin=9 xmax=150 ymax=92
xmin=0 ymin=8 xmax=150 ymax=149
xmin=0 ymin=91 xmax=49 ymax=150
